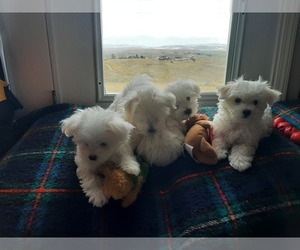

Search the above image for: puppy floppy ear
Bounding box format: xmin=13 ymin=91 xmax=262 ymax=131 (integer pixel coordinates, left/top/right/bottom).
xmin=162 ymin=92 xmax=177 ymax=110
xmin=124 ymin=94 xmax=139 ymax=122
xmin=257 ymin=76 xmax=281 ymax=105
xmin=107 ymin=117 xmax=134 ymax=142
xmin=264 ymin=87 xmax=281 ymax=105
xmin=192 ymin=83 xmax=201 ymax=96
xmin=217 ymin=82 xmax=235 ymax=99
xmin=60 ymin=109 xmax=83 ymax=137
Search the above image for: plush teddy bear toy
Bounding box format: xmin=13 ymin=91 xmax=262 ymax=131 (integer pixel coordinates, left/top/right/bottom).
xmin=184 ymin=114 xmax=218 ymax=165
xmin=100 ymin=158 xmax=149 ymax=207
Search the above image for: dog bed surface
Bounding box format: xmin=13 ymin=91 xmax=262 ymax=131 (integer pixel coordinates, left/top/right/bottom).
xmin=0 ymin=102 xmax=300 ymax=237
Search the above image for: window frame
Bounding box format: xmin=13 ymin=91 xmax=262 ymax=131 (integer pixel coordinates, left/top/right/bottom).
xmin=96 ymin=3 xmax=235 ymax=107
xmin=95 ymin=11 xmax=300 ymax=107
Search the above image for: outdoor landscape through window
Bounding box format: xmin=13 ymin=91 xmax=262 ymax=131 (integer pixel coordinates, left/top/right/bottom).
xmin=101 ymin=0 xmax=231 ymax=93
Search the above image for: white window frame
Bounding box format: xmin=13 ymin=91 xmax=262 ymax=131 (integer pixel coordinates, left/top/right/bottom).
xmin=94 ymin=12 xmax=115 ymax=107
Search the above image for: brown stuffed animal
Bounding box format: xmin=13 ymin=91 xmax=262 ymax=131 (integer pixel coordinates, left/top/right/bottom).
xmin=184 ymin=114 xmax=217 ymax=165
xmin=100 ymin=160 xmax=149 ymax=207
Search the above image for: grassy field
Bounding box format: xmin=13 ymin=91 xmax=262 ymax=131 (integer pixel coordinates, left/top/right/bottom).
xmin=103 ymin=49 xmax=227 ymax=93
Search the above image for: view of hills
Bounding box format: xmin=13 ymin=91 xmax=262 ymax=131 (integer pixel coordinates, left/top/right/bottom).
xmin=102 ymin=43 xmax=228 ymax=93
xmin=103 ymin=44 xmax=227 ymax=60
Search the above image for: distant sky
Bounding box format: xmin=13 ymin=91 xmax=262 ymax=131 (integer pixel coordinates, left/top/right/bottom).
xmin=101 ymin=0 xmax=231 ymax=46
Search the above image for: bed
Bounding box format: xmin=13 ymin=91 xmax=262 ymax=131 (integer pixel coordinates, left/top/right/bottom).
xmin=0 ymin=101 xmax=300 ymax=237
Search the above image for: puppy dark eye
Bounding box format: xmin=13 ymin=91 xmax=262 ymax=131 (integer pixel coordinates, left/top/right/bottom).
xmin=100 ymin=142 xmax=107 ymax=147
xmin=85 ymin=143 xmax=89 ymax=146
xmin=235 ymin=98 xmax=241 ymax=104
xmin=186 ymin=97 xmax=190 ymax=101
xmin=253 ymin=100 xmax=258 ymax=105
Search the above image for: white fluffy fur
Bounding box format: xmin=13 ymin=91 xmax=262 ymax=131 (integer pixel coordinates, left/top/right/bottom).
xmin=61 ymin=106 xmax=140 ymax=207
xmin=212 ymin=76 xmax=281 ymax=172
xmin=164 ymin=79 xmax=201 ymax=121
xmin=109 ymin=74 xmax=184 ymax=166
xmin=132 ymin=119 xmax=184 ymax=166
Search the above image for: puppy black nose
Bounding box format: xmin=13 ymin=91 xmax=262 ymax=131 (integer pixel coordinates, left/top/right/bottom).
xmin=243 ymin=109 xmax=251 ymax=118
xmin=148 ymin=127 xmax=156 ymax=133
xmin=184 ymin=108 xmax=192 ymax=115
xmin=89 ymin=155 xmax=97 ymax=161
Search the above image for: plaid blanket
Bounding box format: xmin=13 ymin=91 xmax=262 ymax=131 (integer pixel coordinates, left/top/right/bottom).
xmin=272 ymin=101 xmax=300 ymax=130
xmin=0 ymin=102 xmax=300 ymax=237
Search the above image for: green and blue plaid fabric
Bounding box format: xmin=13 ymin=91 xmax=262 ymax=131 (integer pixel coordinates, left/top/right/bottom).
xmin=0 ymin=102 xmax=300 ymax=237
xmin=272 ymin=101 xmax=300 ymax=130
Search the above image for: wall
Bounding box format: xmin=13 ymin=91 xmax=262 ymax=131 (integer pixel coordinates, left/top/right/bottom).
xmin=236 ymin=13 xmax=299 ymax=100
xmin=46 ymin=13 xmax=98 ymax=106
xmin=0 ymin=13 xmax=98 ymax=118
xmin=238 ymin=13 xmax=280 ymax=80
xmin=0 ymin=13 xmax=54 ymax=117
xmin=287 ymin=18 xmax=300 ymax=100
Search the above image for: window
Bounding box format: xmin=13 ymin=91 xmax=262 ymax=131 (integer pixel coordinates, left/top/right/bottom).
xmin=99 ymin=0 xmax=231 ymax=97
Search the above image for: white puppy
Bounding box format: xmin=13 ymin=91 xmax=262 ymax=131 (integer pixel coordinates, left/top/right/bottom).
xmin=164 ymin=79 xmax=201 ymax=122
xmin=61 ymin=106 xmax=140 ymax=207
xmin=110 ymin=74 xmax=184 ymax=166
xmin=212 ymin=76 xmax=281 ymax=172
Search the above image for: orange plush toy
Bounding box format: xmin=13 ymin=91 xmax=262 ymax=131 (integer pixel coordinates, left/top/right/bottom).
xmin=100 ymin=159 xmax=149 ymax=207
xmin=184 ymin=114 xmax=217 ymax=165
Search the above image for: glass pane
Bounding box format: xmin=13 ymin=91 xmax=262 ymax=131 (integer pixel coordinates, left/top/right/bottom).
xmin=101 ymin=0 xmax=231 ymax=93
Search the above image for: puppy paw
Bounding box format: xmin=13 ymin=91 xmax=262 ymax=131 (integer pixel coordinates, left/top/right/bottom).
xmin=122 ymin=160 xmax=141 ymax=176
xmin=78 ymin=171 xmax=109 ymax=207
xmin=229 ymin=154 xmax=252 ymax=172
xmin=215 ymin=149 xmax=228 ymax=160
xmin=88 ymin=190 xmax=108 ymax=207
